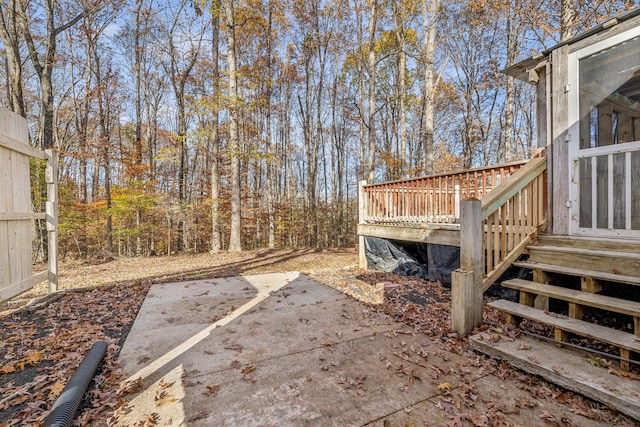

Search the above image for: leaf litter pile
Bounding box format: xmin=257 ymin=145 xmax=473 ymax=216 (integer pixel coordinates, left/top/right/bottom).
xmin=0 ymin=256 xmax=638 ymax=426
xmin=0 ymin=283 xmax=150 ymax=426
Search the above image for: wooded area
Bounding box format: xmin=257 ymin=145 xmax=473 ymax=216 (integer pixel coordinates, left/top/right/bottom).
xmin=0 ymin=0 xmax=636 ymax=258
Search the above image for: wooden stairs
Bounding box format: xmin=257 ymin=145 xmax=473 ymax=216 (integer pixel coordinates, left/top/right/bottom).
xmin=488 ymin=234 xmax=640 ymax=371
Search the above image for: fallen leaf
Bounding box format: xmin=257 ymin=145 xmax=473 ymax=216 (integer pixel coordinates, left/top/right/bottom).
xmin=154 ymin=389 xmax=167 ymax=402
xmin=14 ymin=352 xmax=43 ymax=371
xmin=539 ymin=410 xmax=558 ymax=423
xmin=438 ymin=382 xmax=452 ymax=392
xmin=241 ymin=365 xmax=256 ymax=375
xmin=231 ymin=360 xmax=241 ymax=369
xmin=154 ymin=389 xmax=178 ymax=406
xmin=555 ymin=392 xmax=572 ymax=404
xmin=203 ymin=385 xmax=220 ymax=397
xmin=120 ymin=377 xmax=144 ymax=395
xmin=47 ymin=382 xmax=65 ymax=398
xmin=0 ymin=365 xmax=16 ymax=374
xmin=569 ymin=400 xmax=601 ymax=420
xmin=158 ymin=378 xmax=174 ymax=389
xmin=134 ymin=412 xmax=160 ymax=426
xmin=447 ymin=412 xmax=468 ymax=427
xmin=608 ymin=367 xmax=640 ymax=381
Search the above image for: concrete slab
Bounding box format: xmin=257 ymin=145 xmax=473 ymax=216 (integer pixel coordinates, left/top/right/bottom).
xmin=470 ymin=331 xmax=640 ymax=421
xmin=371 ymin=374 xmax=608 ymax=427
xmin=116 ymin=272 xmax=635 ymax=426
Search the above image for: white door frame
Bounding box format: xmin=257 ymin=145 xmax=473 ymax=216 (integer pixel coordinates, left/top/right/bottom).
xmin=567 ymin=26 xmax=640 ymax=238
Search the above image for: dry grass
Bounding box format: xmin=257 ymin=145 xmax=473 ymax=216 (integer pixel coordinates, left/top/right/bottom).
xmin=1 ymin=248 xmax=358 ymax=315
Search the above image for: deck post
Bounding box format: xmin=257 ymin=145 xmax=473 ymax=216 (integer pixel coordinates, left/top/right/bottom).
xmin=452 ymin=198 xmax=483 ymax=335
xmin=45 ymin=149 xmax=58 ymax=293
xmin=358 ymin=180 xmax=368 ymax=269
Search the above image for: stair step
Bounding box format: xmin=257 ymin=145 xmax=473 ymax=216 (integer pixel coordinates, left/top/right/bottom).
xmin=502 ymin=278 xmax=640 ymax=318
xmin=470 ymin=332 xmax=640 ymax=421
xmin=513 ymin=261 xmax=640 ymax=286
xmin=487 ymin=299 xmax=640 ymax=354
xmin=527 ymin=245 xmax=640 ymax=278
xmin=536 ymin=235 xmax=640 ymax=254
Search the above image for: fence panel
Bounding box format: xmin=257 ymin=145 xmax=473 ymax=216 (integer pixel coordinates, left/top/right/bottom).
xmin=0 ymin=108 xmax=55 ymax=302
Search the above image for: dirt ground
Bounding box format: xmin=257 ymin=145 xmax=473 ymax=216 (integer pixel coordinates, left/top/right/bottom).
xmin=0 ymin=249 xmax=638 ymax=426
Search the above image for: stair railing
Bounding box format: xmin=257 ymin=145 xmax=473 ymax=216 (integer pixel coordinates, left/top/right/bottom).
xmin=452 ymin=155 xmax=547 ymax=334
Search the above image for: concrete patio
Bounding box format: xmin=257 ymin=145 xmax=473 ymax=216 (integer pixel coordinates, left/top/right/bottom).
xmin=115 ymin=272 xmax=611 ymax=426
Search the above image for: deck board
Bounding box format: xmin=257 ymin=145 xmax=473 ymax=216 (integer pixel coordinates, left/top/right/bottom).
xmin=488 ymin=299 xmax=640 ymax=353
xmin=357 ymin=223 xmax=460 ymax=246
xmin=513 ymin=261 xmax=640 ymax=286
xmin=502 ymin=278 xmax=640 ymax=317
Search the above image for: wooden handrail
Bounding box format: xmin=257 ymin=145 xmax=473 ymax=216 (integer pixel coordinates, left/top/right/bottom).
xmin=452 ymin=155 xmax=547 ymax=335
xmin=481 ymin=156 xmax=547 ymax=220
xmin=480 ymin=156 xmax=547 ymax=291
xmin=362 ymin=160 xmax=528 ymax=188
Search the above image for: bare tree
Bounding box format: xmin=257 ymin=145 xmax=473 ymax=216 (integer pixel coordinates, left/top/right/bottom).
xmin=421 ymin=0 xmax=438 ymax=175
xmin=223 ymin=0 xmax=242 ymax=252
xmin=210 ymin=2 xmax=222 ymax=253
xmin=17 ymin=0 xmax=102 ymax=148
xmin=0 ymin=0 xmax=26 ymax=117
xmin=366 ymin=0 xmax=378 ymax=181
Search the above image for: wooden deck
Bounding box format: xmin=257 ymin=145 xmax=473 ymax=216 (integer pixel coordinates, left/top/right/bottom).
xmin=358 ymin=155 xmax=640 ymax=375
xmin=359 ymin=158 xmax=547 ymax=278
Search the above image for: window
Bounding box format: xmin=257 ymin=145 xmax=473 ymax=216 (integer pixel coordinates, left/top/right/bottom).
xmin=578 ymin=36 xmax=640 ymax=149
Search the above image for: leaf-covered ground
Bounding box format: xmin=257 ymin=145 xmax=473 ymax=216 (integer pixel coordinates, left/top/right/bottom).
xmin=0 ymin=249 xmax=638 ymax=426
xmin=0 ymin=283 xmax=149 ymax=426
xmin=0 ymin=249 xmax=357 ymax=426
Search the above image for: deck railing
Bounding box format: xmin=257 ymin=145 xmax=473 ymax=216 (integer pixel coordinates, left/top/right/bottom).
xmin=360 ymin=161 xmax=527 ymax=225
xmin=452 ymin=156 xmax=548 ymax=334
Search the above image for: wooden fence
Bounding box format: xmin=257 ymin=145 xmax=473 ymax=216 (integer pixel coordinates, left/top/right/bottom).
xmin=360 ymin=161 xmax=527 ymax=225
xmin=0 ymin=108 xmax=58 ymax=303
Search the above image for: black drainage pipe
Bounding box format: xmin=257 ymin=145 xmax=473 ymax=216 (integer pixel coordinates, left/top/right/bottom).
xmin=43 ymin=340 xmax=108 ymax=427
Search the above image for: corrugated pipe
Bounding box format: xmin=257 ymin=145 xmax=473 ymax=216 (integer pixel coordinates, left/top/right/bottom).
xmin=43 ymin=341 xmax=108 ymax=427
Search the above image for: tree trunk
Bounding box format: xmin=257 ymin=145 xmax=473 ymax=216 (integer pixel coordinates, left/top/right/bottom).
xmin=224 ymin=0 xmax=242 ymax=252
xmin=504 ymin=11 xmax=514 ymax=162
xmin=211 ymin=6 xmax=221 ymax=253
xmin=366 ymin=0 xmax=378 ymax=182
xmin=134 ymin=0 xmax=143 ymax=166
xmin=0 ymin=0 xmax=26 ymax=117
xmin=92 ymin=43 xmax=113 ymax=253
xmin=422 ymin=0 xmax=438 ymax=175
xmin=355 ymin=1 xmax=366 ymax=180
xmin=265 ymin=2 xmax=275 ymax=249
xmin=560 ymin=0 xmax=575 ymax=41
xmin=19 ymin=0 xmax=86 ymax=148
xmin=393 ymin=4 xmax=407 ymax=177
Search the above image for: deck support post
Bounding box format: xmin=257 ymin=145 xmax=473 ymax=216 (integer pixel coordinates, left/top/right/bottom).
xmin=358 ymin=180 xmax=368 ymax=269
xmin=452 ymin=198 xmax=483 ymax=335
xmin=45 ymin=149 xmax=58 ymax=293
